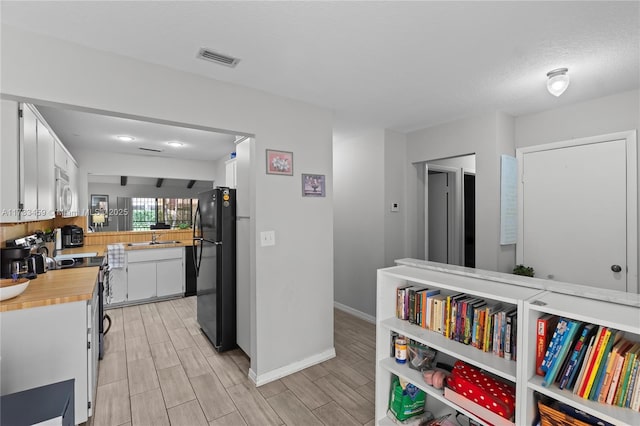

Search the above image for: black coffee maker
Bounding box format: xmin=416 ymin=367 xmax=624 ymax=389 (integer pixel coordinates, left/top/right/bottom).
xmin=0 ymin=247 xmax=31 ymax=279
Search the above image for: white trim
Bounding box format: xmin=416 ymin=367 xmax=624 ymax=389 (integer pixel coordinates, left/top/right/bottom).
xmin=516 ymin=130 xmax=638 ymax=293
xmin=248 ymin=348 xmax=336 ymax=387
xmin=334 ymin=301 xmax=376 ymax=323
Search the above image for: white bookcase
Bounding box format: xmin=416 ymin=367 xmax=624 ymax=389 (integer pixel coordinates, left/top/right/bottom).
xmin=522 ymin=291 xmax=640 ymax=425
xmin=375 ymin=263 xmax=640 ymax=426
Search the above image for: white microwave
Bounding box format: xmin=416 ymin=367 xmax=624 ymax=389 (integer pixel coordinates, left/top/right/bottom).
xmin=55 ymin=167 xmax=73 ymax=216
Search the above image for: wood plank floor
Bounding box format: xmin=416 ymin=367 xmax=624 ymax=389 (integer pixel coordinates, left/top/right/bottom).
xmin=93 ymin=297 xmax=375 ymax=426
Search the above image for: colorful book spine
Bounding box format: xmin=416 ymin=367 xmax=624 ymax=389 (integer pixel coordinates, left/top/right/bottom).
xmin=543 ymin=319 xmax=580 ymax=387
xmin=616 ymin=344 xmax=640 ymax=406
xmin=589 ymin=330 xmax=621 ymax=400
xmin=581 ymin=327 xmax=613 ymax=398
xmin=575 ymin=325 xmax=605 ymax=395
xmin=558 ymin=323 xmax=594 ymax=390
xmin=606 ymin=343 xmax=632 ymax=404
xmin=598 ymin=339 xmax=631 ymax=403
xmin=624 ymin=358 xmax=640 ymax=408
xmin=542 ymin=318 xmax=571 ymax=374
xmin=574 ymin=336 xmax=596 ymax=395
xmin=536 ymin=314 xmax=559 ymax=376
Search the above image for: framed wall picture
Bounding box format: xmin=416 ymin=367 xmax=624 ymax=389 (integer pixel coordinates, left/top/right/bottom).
xmin=302 ymin=174 xmax=326 ymax=197
xmin=90 ymin=194 xmax=109 ymax=226
xmin=266 ymin=149 xmax=294 ymax=176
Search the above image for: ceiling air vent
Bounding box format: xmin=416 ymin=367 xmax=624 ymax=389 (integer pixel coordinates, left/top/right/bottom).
xmin=139 ymin=147 xmax=163 ymax=153
xmin=197 ymin=48 xmax=240 ymax=68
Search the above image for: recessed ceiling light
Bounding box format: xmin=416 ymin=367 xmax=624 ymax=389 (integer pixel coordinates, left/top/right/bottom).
xmin=167 ymin=141 xmax=184 ymax=147
xmin=117 ymin=135 xmax=135 ymax=142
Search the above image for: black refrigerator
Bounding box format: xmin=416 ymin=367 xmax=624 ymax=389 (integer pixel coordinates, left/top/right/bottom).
xmin=194 ymin=187 xmax=237 ymax=352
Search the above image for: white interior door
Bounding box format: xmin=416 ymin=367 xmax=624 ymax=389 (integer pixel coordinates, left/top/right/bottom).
xmin=519 ymin=134 xmax=636 ymax=292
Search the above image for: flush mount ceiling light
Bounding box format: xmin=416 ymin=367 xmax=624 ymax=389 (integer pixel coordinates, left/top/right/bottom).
xmin=117 ymin=135 xmax=135 ymax=142
xmin=167 ymin=141 xmax=184 ymax=147
xmin=546 ymin=68 xmax=570 ymax=97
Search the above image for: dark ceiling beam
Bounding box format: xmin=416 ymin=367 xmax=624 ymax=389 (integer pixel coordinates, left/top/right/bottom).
xmin=156 ymin=178 xmax=164 ymax=188
xmin=187 ymin=180 xmax=196 ymax=189
xmin=120 ymin=176 xmax=127 ymax=186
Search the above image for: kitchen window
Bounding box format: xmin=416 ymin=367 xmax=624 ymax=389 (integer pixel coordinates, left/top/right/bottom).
xmin=131 ymin=198 xmax=196 ymax=230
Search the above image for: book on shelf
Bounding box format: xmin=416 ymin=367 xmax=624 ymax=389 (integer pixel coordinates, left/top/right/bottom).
xmin=536 ymin=314 xmax=559 ymax=376
xmin=598 ymin=338 xmax=633 ymax=402
xmin=589 ymin=330 xmax=623 ymax=400
xmin=542 ymin=319 xmax=581 ymax=387
xmin=432 ymin=294 xmax=447 ymax=334
xmin=464 ymin=298 xmax=486 ymax=346
xmin=623 ymin=357 xmax=640 ymax=408
xmin=615 ymin=343 xmax=640 ymax=406
xmin=504 ymin=308 xmax=517 ymax=361
xmin=558 ymin=323 xmax=596 ymax=390
xmin=581 ymin=327 xmax=617 ymax=398
xmin=606 ymin=341 xmax=638 ymax=404
xmin=573 ymin=334 xmax=597 ymax=395
xmin=482 ymin=302 xmax=502 ymax=353
xmin=574 ymin=326 xmax=605 ymax=395
xmin=447 ymin=293 xmax=465 ymax=339
xmin=576 ymin=326 xmax=610 ymax=397
xmin=422 ymin=288 xmax=442 ymax=330
xmin=630 ymin=358 xmax=640 ymax=410
xmin=554 ymin=323 xmax=585 ymax=386
xmin=396 ymin=285 xmax=411 ymax=320
xmin=541 ymin=317 xmax=571 ymax=374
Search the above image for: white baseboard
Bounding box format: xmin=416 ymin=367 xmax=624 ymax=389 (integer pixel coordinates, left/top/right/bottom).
xmin=248 ymin=347 xmax=336 ymax=387
xmin=334 ymin=301 xmax=376 ymax=324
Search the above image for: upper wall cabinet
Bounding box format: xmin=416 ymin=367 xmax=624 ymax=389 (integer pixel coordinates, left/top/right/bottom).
xmin=0 ymin=100 xmax=75 ymax=222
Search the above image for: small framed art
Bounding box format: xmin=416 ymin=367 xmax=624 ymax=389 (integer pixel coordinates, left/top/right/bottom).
xmin=302 ymin=174 xmax=325 ymax=197
xmin=266 ymin=149 xmax=293 ymax=176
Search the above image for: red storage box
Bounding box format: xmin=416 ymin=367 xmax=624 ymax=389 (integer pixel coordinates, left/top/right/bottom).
xmin=446 ymin=361 xmax=516 ymax=420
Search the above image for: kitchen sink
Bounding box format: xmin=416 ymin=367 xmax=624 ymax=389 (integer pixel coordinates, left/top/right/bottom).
xmin=127 ymin=240 xmax=181 ymax=247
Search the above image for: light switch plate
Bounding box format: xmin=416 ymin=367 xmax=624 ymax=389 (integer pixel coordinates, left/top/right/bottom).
xmin=260 ymin=230 xmax=276 ymax=247
xmin=391 ymin=202 xmax=400 ymax=212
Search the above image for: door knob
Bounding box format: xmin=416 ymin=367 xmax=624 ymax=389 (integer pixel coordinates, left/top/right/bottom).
xmin=611 ymin=264 xmax=622 ymax=273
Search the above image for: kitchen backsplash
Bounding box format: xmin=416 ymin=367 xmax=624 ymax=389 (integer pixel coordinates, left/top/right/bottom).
xmin=0 ymin=215 xmax=86 ymax=246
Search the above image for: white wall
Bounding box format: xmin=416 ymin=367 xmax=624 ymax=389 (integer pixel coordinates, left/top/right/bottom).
xmin=406 ymin=111 xmax=516 ymax=273
xmin=515 ymin=90 xmax=639 ymax=148
xmin=333 ymin=128 xmax=385 ymax=319
xmin=384 ymin=130 xmax=408 ymax=267
xmin=1 ymin=25 xmax=334 ymax=384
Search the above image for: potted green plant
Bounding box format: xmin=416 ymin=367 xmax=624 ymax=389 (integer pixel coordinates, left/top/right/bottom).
xmin=513 ymin=264 xmax=534 ymax=277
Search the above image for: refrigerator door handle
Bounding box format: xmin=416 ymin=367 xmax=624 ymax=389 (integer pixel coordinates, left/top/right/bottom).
xmin=192 ymin=239 xmax=201 ymax=277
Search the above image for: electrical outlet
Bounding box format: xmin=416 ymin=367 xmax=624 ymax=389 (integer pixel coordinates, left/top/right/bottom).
xmin=260 ymin=230 xmax=276 ymax=247
xmin=391 ymin=202 xmax=400 ymax=212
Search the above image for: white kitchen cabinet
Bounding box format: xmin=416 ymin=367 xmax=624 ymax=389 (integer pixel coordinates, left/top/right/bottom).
xmin=0 ymin=281 xmax=99 ymax=424
xmin=21 ymin=105 xmax=39 ymax=219
xmin=0 ymin=99 xmax=21 ymax=222
xmin=127 ymin=262 xmax=157 ymax=301
xmin=0 ymin=100 xmax=63 ymax=222
xmin=36 ymin=119 xmax=56 ymax=219
xmin=225 ymin=158 xmax=237 ymax=188
xmin=54 ymin=140 xmax=68 ymax=171
xmin=156 ymin=258 xmax=184 ymax=297
xmin=121 ymin=247 xmax=185 ymax=304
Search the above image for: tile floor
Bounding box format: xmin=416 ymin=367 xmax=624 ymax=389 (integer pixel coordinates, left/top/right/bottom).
xmin=92 ymin=297 xmax=376 ymax=426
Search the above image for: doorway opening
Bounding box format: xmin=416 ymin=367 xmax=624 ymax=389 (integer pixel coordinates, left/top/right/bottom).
xmin=423 ymin=154 xmax=476 ymax=267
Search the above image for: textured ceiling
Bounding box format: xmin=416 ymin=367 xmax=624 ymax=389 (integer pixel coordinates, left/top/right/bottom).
xmin=2 ymin=1 xmax=638 ymax=138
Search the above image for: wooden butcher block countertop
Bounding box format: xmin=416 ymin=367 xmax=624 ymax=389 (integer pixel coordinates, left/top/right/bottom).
xmin=0 ymin=267 xmax=99 ymax=313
